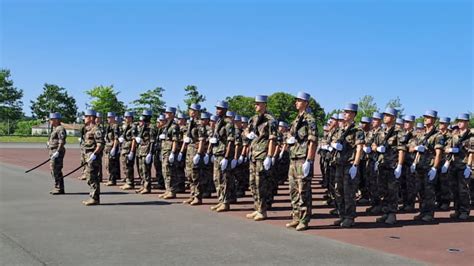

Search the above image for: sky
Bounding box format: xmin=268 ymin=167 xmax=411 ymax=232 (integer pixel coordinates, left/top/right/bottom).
xmin=1 ymin=0 xmax=472 ymax=118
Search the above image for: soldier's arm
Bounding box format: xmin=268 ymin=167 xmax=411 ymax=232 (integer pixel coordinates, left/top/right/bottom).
xmin=58 ymin=128 xmax=66 ymax=150
xmin=353 ymin=130 xmax=365 ymax=166
xmin=306 ymin=119 xmax=318 ymax=161
xmin=433 ymin=135 xmax=445 ymax=168
xmin=397 ymin=131 xmax=406 ymax=165
xmin=224 ymin=124 xmax=235 ymax=158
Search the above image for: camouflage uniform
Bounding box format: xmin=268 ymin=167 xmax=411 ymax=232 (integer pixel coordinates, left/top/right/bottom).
xmin=153 ymin=126 xmax=165 ymax=188
xmin=248 ymin=113 xmax=277 ymax=215
xmin=160 ymin=119 xmax=180 ymax=194
xmin=326 ymin=127 xmax=339 ymax=206
xmin=176 ymin=126 xmax=187 ymax=192
xmin=400 ymin=129 xmax=417 ymax=210
xmin=275 ymin=130 xmax=290 ymax=185
xmin=366 ymin=127 xmax=382 ymax=211
xmin=436 ymin=130 xmax=452 ymax=209
xmin=287 ymin=111 xmax=318 ymax=225
xmin=120 ymin=122 xmax=137 ymax=187
xmin=184 ymin=118 xmax=207 ymax=200
xmin=48 ymin=124 xmax=67 ymax=192
xmin=97 ymin=124 xmax=105 ymax=182
xmin=137 ymin=123 xmax=156 ymax=192
xmin=104 ymin=123 xmax=120 ymax=185
xmin=318 ymin=131 xmax=329 ymax=189
xmin=234 ymin=127 xmax=248 ymax=197
xmin=82 ymin=124 xmax=104 ymax=202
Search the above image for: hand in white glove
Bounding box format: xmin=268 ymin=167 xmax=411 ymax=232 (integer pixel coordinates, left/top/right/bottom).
xmin=127 ymin=152 xmax=134 ymax=161
xmin=159 ymin=134 xmax=166 ymax=140
xmin=145 ymin=153 xmax=152 ymax=164
xmin=110 ymin=148 xmax=116 ymax=157
xmin=193 ymin=154 xmax=200 ymax=165
xmin=302 ymin=160 xmax=312 ymax=178
xmin=211 ymin=155 xmax=215 ymax=163
xmin=168 ymin=153 xmax=175 ymax=163
xmin=220 ymin=158 xmax=228 ymax=171
xmin=204 ymin=153 xmax=210 ymax=165
xmin=177 ymin=152 xmax=183 ymax=162
xmin=210 ymin=137 xmax=218 ymax=144
xmin=183 ymin=137 xmax=191 ymax=144
xmin=464 ymin=165 xmax=472 ymax=179
xmin=328 ymin=146 xmax=334 ymax=152
xmin=447 ymin=147 xmax=459 ymax=154
xmin=349 ymin=165 xmax=358 ymax=179
xmin=441 ymin=161 xmax=450 ymax=174
xmin=415 ymin=145 xmax=425 ymax=153
xmin=87 ymin=153 xmax=96 ymax=162
xmin=263 ymin=156 xmax=272 ymax=171
xmin=394 ymin=164 xmax=402 ymax=179
xmin=279 ymin=150 xmax=284 ymax=159
xmin=246 ymin=132 xmax=257 ymax=140
xmin=286 ymin=136 xmax=296 ymax=145
xmin=374 ymin=161 xmax=379 ymax=171
xmin=321 ymin=144 xmax=329 ymax=150
xmin=332 ymin=142 xmax=343 ymax=151
xmin=271 ymin=157 xmax=276 ymax=166
xmin=363 ymin=146 xmax=372 ymax=154
xmin=118 ymin=137 xmax=125 ymax=143
xmin=376 ymin=146 xmax=386 ymax=153
xmin=51 ymin=151 xmax=59 ymax=159
xmin=428 ymin=167 xmax=437 ymax=181
xmin=410 ymin=163 xmax=416 ymax=173
xmin=135 ymin=137 xmax=142 ymax=144
xmin=231 ymin=159 xmax=238 ymax=169
xmin=238 ymin=155 xmax=244 ymax=164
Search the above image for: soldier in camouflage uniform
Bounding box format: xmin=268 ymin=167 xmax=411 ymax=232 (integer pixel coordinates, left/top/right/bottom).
xmin=318 ymin=124 xmax=330 ymax=189
xmin=159 ymin=107 xmax=180 ymax=199
xmin=239 ymin=116 xmax=251 ymax=196
xmin=244 ymin=95 xmax=277 ymax=221
xmin=209 ymin=101 xmax=235 ymax=212
xmin=95 ymin=112 xmax=104 ymax=183
xmin=373 ymin=108 xmax=406 ymax=225
xmin=135 ymin=110 xmax=156 ymax=194
xmin=437 ymin=117 xmax=452 ymax=211
xmin=365 ymin=112 xmax=384 ymax=214
xmin=326 ymin=114 xmax=344 ymax=215
xmin=154 ymin=115 xmax=166 ymax=189
xmin=232 ymin=114 xmax=247 ymax=199
xmin=446 ymin=113 xmax=472 ymax=220
xmin=274 ymin=121 xmax=290 ymax=186
xmin=399 ymin=115 xmax=417 ymax=212
xmin=411 ymin=110 xmax=445 ymax=222
xmin=48 ymin=112 xmax=67 ymax=194
xmin=81 ymin=110 xmax=104 ymax=206
xmin=332 ymin=103 xmax=364 ymax=228
xmin=104 ymin=112 xmax=121 ymax=186
xmin=77 ymin=116 xmax=87 ymax=180
xmin=176 ymin=113 xmax=188 ymax=192
xmin=119 ymin=111 xmax=138 ymax=190
xmin=203 ymin=115 xmax=218 ymax=197
xmin=357 ymin=116 xmax=372 ymax=205
xmin=285 ymin=92 xmax=318 ymax=231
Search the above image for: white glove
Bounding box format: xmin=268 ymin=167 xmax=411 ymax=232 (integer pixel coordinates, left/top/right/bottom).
xmin=279 ymin=150 xmax=284 ymax=159
xmin=331 ymin=142 xmax=343 ymax=151
xmin=441 ymin=161 xmax=450 ymax=174
xmin=410 ymin=163 xmax=416 ymax=173
xmin=286 ymin=136 xmax=296 ymax=145
xmin=145 ymin=153 xmax=152 ymax=164
xmin=211 ymin=155 xmax=215 ymax=163
xmin=204 ymin=153 xmax=210 ymax=165
xmin=184 ymin=137 xmax=191 ymax=144
xmin=87 ymin=153 xmax=96 ymax=162
xmin=376 ymin=146 xmax=386 ymax=153
xmin=127 ymin=152 xmax=134 ymax=161
xmin=135 ymin=137 xmax=142 ymax=144
xmin=238 ymin=155 xmax=244 ymax=164
xmin=321 ymin=144 xmax=329 ymax=151
xmin=464 ymin=165 xmax=472 ymax=179
xmin=428 ymin=167 xmax=437 ymax=181
xmin=210 ymin=137 xmax=218 ymax=144
xmin=349 ymin=165 xmax=358 ymax=179
xmin=302 ymin=160 xmax=312 ymax=178
xmin=110 ymin=148 xmax=116 ymax=157
xmin=118 ymin=137 xmax=125 ymax=143
xmin=193 ymin=154 xmax=200 ymax=165
xmin=159 ymin=134 xmax=166 ymax=140
xmin=415 ymin=145 xmax=426 ymax=153
xmin=328 ymin=146 xmax=334 ymax=152
xmin=168 ymin=153 xmax=175 ymax=163
xmin=231 ymin=159 xmax=238 ymax=169
xmin=363 ymin=146 xmax=372 ymax=154
xmin=394 ymin=164 xmax=402 ymax=179
xmin=220 ymin=158 xmax=228 ymax=171
xmin=246 ymin=132 xmax=257 ymax=140
xmin=447 ymin=147 xmax=459 ymax=154
xmin=51 ymin=151 xmax=59 ymax=159
xmin=263 ymin=156 xmax=272 ymax=171
xmin=77 ymin=138 xmax=81 ymax=142
xmin=271 ymin=157 xmax=276 ymax=165
xmin=177 ymin=152 xmax=183 ymax=162
xmin=374 ymin=161 xmax=379 ymax=171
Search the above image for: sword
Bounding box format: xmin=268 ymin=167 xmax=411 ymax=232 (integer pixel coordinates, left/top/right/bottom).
xmin=25 ymin=158 xmax=51 ymax=173
xmin=62 ymin=162 xmax=88 ymax=179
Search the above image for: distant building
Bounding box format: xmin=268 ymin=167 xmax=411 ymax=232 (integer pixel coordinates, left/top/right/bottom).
xmin=31 ymin=123 xmax=82 ymax=136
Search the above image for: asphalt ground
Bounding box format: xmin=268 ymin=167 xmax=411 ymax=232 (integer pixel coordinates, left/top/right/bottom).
xmin=1 ymin=143 xmax=473 ymax=265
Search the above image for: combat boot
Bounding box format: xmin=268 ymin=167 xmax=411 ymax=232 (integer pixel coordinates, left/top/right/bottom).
xmin=105 ymin=181 xmax=116 ymax=186
xmin=384 ymin=213 xmax=397 ymax=225
xmin=82 ymin=198 xmax=100 ymax=206
xmin=190 ymin=198 xmax=202 ymax=206
xmin=246 ymin=211 xmax=258 ymax=219
xmin=140 ymin=189 xmax=151 ymax=194
xmin=449 ymin=211 xmax=459 ymax=219
xmin=253 ymin=212 xmax=267 ymax=221
xmin=163 ymin=192 xmax=176 ymax=199
xmin=340 ymin=218 xmax=354 ymax=228
xmin=458 ymin=213 xmax=469 ymax=220
xmin=183 ymin=198 xmax=194 ymax=204
xmin=413 ymin=213 xmax=424 ymax=221
xmin=285 ymin=220 xmax=299 ymax=228
xmin=376 ymin=214 xmax=388 ymax=223
xmin=402 ymin=205 xmax=415 ymax=212
xmin=421 ymin=214 xmax=434 ymax=222
xmin=329 ymin=208 xmax=338 ymax=216
xmin=439 ymin=203 xmax=450 ymax=211
xmin=366 ymin=205 xmax=382 ymax=214
xmin=135 ymin=187 xmax=144 ymax=193
xmin=295 ymin=223 xmax=308 ymax=231
xmin=120 ymin=183 xmax=134 ymax=190
xmin=210 ymin=203 xmax=222 ymax=211
xmin=333 ymin=218 xmax=344 ymax=226
xmin=158 ymin=192 xmax=168 ymax=198
xmin=50 ymin=188 xmax=64 ymax=195
xmin=216 ymin=203 xmax=230 ymax=212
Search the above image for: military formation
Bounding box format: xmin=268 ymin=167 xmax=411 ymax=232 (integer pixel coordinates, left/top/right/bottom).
xmin=46 ymin=91 xmax=473 ymax=230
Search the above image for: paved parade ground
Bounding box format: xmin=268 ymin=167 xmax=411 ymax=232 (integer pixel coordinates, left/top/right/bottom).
xmin=1 ymin=143 xmax=473 ymax=265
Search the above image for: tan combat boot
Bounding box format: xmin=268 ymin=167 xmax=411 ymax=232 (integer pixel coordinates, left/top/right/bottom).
xmin=140 ymin=189 xmax=151 ymax=194
xmin=210 ymin=203 xmax=222 ymax=211
xmin=253 ymin=212 xmax=267 ymax=221
xmin=295 ymin=223 xmax=308 ymax=231
xmin=216 ymin=203 xmax=230 ymax=212
xmin=183 ymin=198 xmax=194 ymax=204
xmin=163 ymin=192 xmax=176 ymax=199
xmin=285 ymin=220 xmax=299 ymax=228
xmin=105 ymin=181 xmax=116 ymax=186
xmin=120 ymin=184 xmax=134 ymax=190
xmin=246 ymin=211 xmax=258 ymax=219
xmin=82 ymin=198 xmax=100 ymax=206
xmin=190 ymin=198 xmax=202 ymax=206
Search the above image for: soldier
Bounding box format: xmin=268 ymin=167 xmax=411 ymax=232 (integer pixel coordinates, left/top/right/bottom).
xmin=119 ymin=111 xmax=138 ymax=190
xmin=232 ymin=114 xmax=247 ymax=198
xmin=154 ymin=114 xmax=166 ymax=189
xmin=239 ymin=116 xmax=251 ymax=196
xmin=399 ymin=115 xmax=417 ymax=212
xmin=395 ymin=118 xmax=404 ymax=131
xmin=357 ymin=116 xmax=372 ymax=205
xmin=245 ymin=95 xmax=277 ymax=221
xmin=176 ymin=112 xmax=188 ymax=192
xmin=326 ymin=114 xmax=343 ymax=215
xmin=77 ymin=115 xmax=87 ymax=180
xmin=81 ymin=109 xmax=104 ymax=206
xmin=48 ymin=112 xmax=67 ymax=194
xmin=411 ymin=110 xmax=444 ymax=222
xmin=95 ymin=112 xmax=104 ymax=183
xmin=285 ymin=92 xmax=318 ymax=231
xmin=104 ymin=112 xmax=121 ymax=186
xmin=274 ymin=121 xmax=290 ymax=186
xmin=209 ymin=100 xmax=235 ymax=212
xmin=446 ymin=113 xmax=472 ymax=220
xmin=332 ymin=103 xmax=364 ymax=228
xmin=318 ymin=124 xmax=330 ymax=189
xmin=203 ymin=114 xmax=218 ymax=197
xmin=159 ymin=107 xmax=180 ymax=199
xmin=373 ymin=108 xmax=406 ymax=225
xmin=135 ymin=110 xmax=156 ymax=194
xmin=416 ymin=122 xmax=425 ymax=134
xmin=365 ymin=112 xmax=383 ymax=215
xmin=437 ymin=117 xmax=452 ymax=211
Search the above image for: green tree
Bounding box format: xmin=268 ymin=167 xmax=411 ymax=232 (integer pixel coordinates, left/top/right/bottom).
xmin=225 ymin=95 xmax=255 ymax=118
xmin=385 ymin=97 xmax=404 ymax=118
xmin=183 ymin=85 xmax=206 ymax=109
xmin=85 ymin=85 xmax=125 ymax=118
xmin=0 ymin=69 xmax=24 ymax=121
xmin=31 ymin=84 xmax=78 ymax=123
xmin=267 ymin=92 xmax=325 ymax=125
xmin=131 ymin=87 xmax=166 ymax=116
xmin=356 ymin=95 xmax=379 ymax=123
xmin=14 ymin=119 xmax=42 ymax=135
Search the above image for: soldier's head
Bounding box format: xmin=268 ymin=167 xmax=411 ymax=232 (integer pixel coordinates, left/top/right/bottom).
xmin=371 ymin=112 xmax=382 ymax=128
xmin=416 ymin=122 xmax=425 ymax=134
xmin=254 ymin=95 xmax=268 ymax=114
xmin=234 ymin=115 xmax=242 ymax=128
xmin=382 ymin=107 xmax=398 ymax=126
xmin=423 ymin=110 xmax=438 ymax=127
xmin=215 ymin=100 xmax=228 ymax=117
xmin=241 ymin=116 xmax=249 ymax=129
xmin=278 ymin=121 xmax=288 ymax=133
xmin=343 ymin=103 xmax=358 ymax=123
xmin=439 ymin=117 xmax=450 ymax=131
xmin=456 ymin=113 xmax=470 ymax=131
xmin=200 ymin=112 xmax=210 ymax=126
xmin=210 ymin=115 xmax=218 ymax=128
xmin=189 ymin=104 xmax=201 ymax=118
xmin=165 ymin=107 xmax=177 ymax=121
xmin=49 ymin=112 xmax=61 ymax=126
xmin=124 ymin=111 xmax=134 ymax=124
xmin=107 ymin=112 xmax=116 ymax=124
xmin=95 ymin=112 xmax=102 ymax=124
xmin=360 ymin=116 xmax=371 ymax=131
xmin=84 ymin=110 xmax=97 ymax=125
xmin=177 ymin=112 xmax=187 ymax=126
xmin=403 ymin=115 xmax=415 ymax=131
xmin=294 ymin=92 xmax=310 ymax=112
xmin=142 ymin=110 xmax=152 ymax=124
xmin=157 ymin=114 xmax=166 ymax=127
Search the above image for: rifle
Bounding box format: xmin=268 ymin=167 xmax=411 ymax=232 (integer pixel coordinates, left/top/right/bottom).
xmin=413 ymin=127 xmax=438 ymax=165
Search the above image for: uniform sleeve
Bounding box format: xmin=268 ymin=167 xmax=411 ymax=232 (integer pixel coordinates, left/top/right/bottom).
xmin=355 ymin=128 xmax=365 ymax=145
xmin=396 ymin=130 xmax=407 ymax=151
xmin=58 ymin=127 xmax=66 ymax=144
xmin=94 ymin=127 xmax=104 ymax=144
xmin=225 ymin=122 xmax=235 ymax=142
xmin=171 ymin=124 xmax=180 ymax=141
xmin=434 ymin=134 xmax=446 ymax=150
xmin=113 ymin=125 xmax=120 ymax=140
xmin=468 ymin=130 xmax=474 ymax=153
xmin=307 ymin=115 xmax=318 ymax=142
xmin=198 ymin=126 xmax=208 ymax=141
xmin=268 ymin=116 xmax=277 ymax=140
xmin=150 ymin=127 xmax=156 ymax=143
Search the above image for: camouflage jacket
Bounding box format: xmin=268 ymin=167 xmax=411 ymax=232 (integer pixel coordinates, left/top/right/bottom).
xmin=288 ymin=111 xmax=318 ymax=160
xmin=48 ymin=125 xmax=66 ymax=150
xmin=160 ymin=119 xmax=180 ymax=152
xmin=415 ymin=127 xmax=445 ymax=169
xmin=120 ymin=122 xmax=138 ymax=153
xmin=248 ymin=113 xmax=277 ymax=160
xmin=373 ymin=125 xmax=406 ymax=168
xmin=137 ymin=123 xmax=156 ymax=156
xmin=105 ymin=123 xmax=120 ymax=147
xmin=211 ymin=116 xmax=235 ymax=157
xmin=334 ymin=122 xmax=365 ymax=165
xmin=445 ymin=129 xmax=473 ymax=168
xmin=83 ymin=124 xmax=104 ymax=153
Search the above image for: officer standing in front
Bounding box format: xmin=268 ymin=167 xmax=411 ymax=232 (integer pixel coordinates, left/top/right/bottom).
xmin=48 ymin=112 xmax=67 ymax=195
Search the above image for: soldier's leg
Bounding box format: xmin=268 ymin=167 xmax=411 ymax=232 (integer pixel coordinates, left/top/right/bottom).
xmin=288 ymin=161 xmax=300 ymax=224
xmin=84 ymin=152 xmax=100 ymax=204
xmin=454 ymin=168 xmax=471 ymax=217
xmin=111 ymin=154 xmax=120 ymax=184
xmin=438 ymin=170 xmax=452 ymax=210
xmin=297 ymin=159 xmax=312 ymax=227
xmin=191 ymin=162 xmax=202 ymax=201
xmin=334 ymin=164 xmax=345 ymax=220
xmin=221 ymin=166 xmax=235 ymax=205
xmin=378 ymin=167 xmax=399 ymax=224
xmin=249 ymin=161 xmax=258 ymax=211
xmin=343 ymin=164 xmax=359 ymax=225
xmin=255 ymin=160 xmax=268 ymax=215
xmin=416 ymin=168 xmax=436 ymax=220
xmin=366 ymin=161 xmax=381 ymax=211
xmin=213 ymin=157 xmax=222 ymax=201
xmin=358 ymin=160 xmax=370 ymax=203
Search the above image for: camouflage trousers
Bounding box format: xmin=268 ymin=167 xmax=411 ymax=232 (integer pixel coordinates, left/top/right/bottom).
xmin=436 ymin=160 xmax=452 ymax=206
xmin=83 ymin=151 xmax=101 ymax=201
xmin=153 ymin=151 xmax=164 ymax=187
xmin=378 ymin=165 xmax=399 ymax=214
xmin=415 ymin=167 xmax=437 ymax=217
xmin=366 ymin=159 xmax=381 ymax=207
xmin=176 ymin=157 xmax=186 ymax=192
xmin=185 ymin=145 xmax=203 ymax=199
xmin=138 ymin=155 xmax=152 ymax=191
xmin=202 ymin=160 xmax=214 ymax=195
xmin=213 ymin=155 xmax=235 ymax=204
xmin=401 ymin=163 xmax=418 ymax=207
xmin=288 ymin=158 xmax=313 ymax=225
xmin=449 ymin=165 xmax=471 ymax=215
xmin=335 ymin=163 xmax=359 ymax=220
xmin=325 ymin=163 xmax=336 ymax=203
xmin=120 ymin=152 xmax=135 ymax=186
xmin=104 ymin=146 xmax=120 ymax=183
xmin=249 ymin=159 xmax=271 ymax=213
xmin=234 ymin=163 xmax=248 ymax=197
xmin=49 ymin=148 xmax=65 ymax=191
xmin=97 ymin=153 xmax=103 ymax=182
xmin=358 ymin=159 xmax=370 ymax=200
xmin=162 ymin=150 xmax=179 ymax=193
